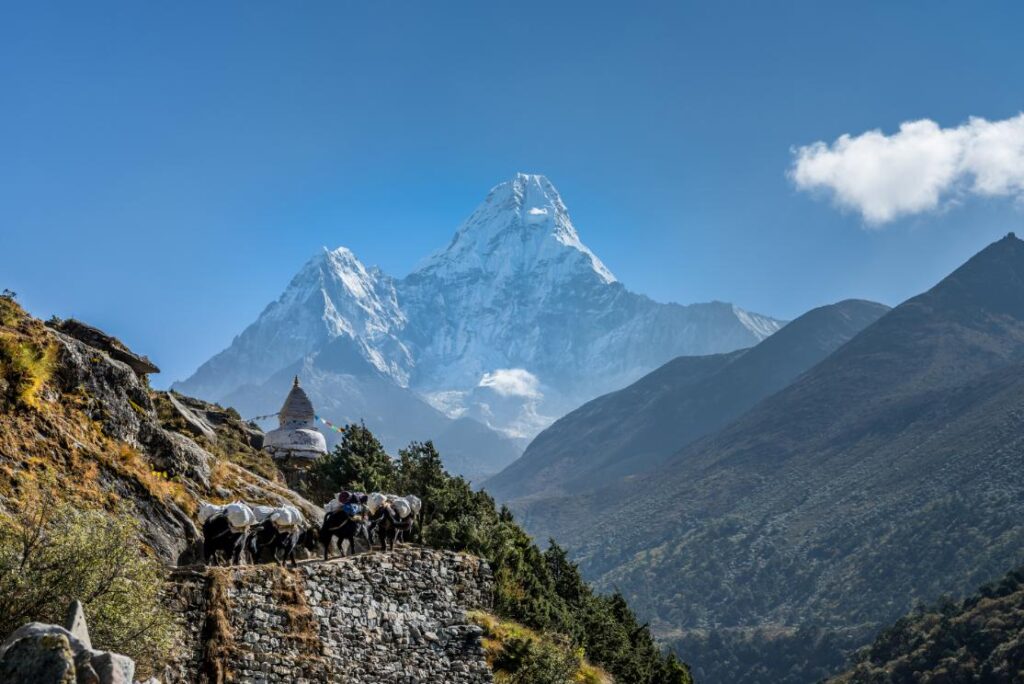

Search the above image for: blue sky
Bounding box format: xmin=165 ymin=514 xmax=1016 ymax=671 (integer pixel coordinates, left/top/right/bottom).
xmin=2 ymin=1 xmax=1023 ymax=387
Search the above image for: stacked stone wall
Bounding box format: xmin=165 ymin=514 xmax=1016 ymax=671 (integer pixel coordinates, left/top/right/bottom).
xmin=166 ymin=547 xmax=494 ymax=684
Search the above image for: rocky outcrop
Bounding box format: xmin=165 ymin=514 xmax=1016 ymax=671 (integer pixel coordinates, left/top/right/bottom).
xmin=165 ymin=393 xmax=217 ymax=441
xmin=50 ymin=319 xmax=160 ymax=377
xmin=0 ymin=602 xmax=137 ymax=684
xmin=38 ymin=321 xmax=310 ymax=565
xmin=165 ymin=547 xmax=494 ymax=684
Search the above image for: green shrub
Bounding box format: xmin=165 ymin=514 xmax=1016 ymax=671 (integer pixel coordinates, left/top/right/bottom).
xmin=0 ymin=482 xmax=178 ymax=677
xmin=304 ymin=423 xmax=398 ymax=502
xmin=494 ymin=635 xmax=581 ymax=684
xmin=0 ymin=332 xmax=56 ymax=408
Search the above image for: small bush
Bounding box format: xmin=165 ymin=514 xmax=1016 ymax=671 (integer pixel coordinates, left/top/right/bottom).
xmin=0 ymin=331 xmax=56 ymax=408
xmin=0 ymin=481 xmax=178 ymax=677
xmin=494 ymin=635 xmax=581 ymax=684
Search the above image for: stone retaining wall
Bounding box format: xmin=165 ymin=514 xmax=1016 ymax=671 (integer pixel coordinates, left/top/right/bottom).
xmin=166 ymin=547 xmax=494 ymax=684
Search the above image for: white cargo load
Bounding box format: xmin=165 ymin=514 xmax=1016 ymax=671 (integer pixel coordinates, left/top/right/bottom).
xmin=405 ymin=494 xmax=422 ymax=517
xmin=251 ymin=505 xmax=276 ymax=523
xmin=224 ymin=501 xmax=256 ymax=530
xmin=366 ymin=492 xmax=387 ymax=515
xmin=198 ymin=502 xmax=226 ymax=524
xmin=391 ymin=497 xmax=412 ymax=520
xmin=270 ymin=505 xmax=303 ymax=529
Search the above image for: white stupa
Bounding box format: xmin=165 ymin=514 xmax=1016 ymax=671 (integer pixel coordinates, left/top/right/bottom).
xmin=263 ymin=376 xmax=328 ymax=461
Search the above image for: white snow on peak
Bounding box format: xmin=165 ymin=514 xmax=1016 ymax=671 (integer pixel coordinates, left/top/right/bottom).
xmin=732 ymin=304 xmax=784 ymax=340
xmin=177 ymin=173 xmax=784 ymax=442
xmin=416 ymin=173 xmax=616 ymax=284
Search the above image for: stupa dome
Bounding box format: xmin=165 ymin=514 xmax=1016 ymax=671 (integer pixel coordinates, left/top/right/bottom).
xmin=263 ymin=376 xmax=327 ymax=460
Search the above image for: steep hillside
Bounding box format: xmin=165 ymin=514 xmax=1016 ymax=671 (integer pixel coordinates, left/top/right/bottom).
xmin=831 ymin=565 xmax=1024 ymax=683
xmin=0 ymin=295 xmax=318 ymax=566
xmin=487 ymin=299 xmax=887 ymax=501
xmin=175 ymin=173 xmax=781 ymax=458
xmin=538 ymin=233 xmax=1024 ymax=681
xmin=0 ymin=294 xmax=691 ymax=683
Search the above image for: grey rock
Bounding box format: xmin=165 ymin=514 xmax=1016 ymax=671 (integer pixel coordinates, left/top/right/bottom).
xmin=1 ymin=623 xmax=89 ymax=658
xmin=166 ymin=393 xmax=217 ymax=441
xmin=51 ymin=331 xmax=152 ymax=445
xmin=50 ymin=319 xmax=160 ymax=377
xmin=2 ymin=613 xmax=137 ymax=684
xmin=141 ymin=426 xmax=211 ymax=488
xmin=91 ymin=651 xmax=135 ymax=684
xmin=74 ymin=650 xmax=101 ymax=684
xmin=0 ymin=632 xmax=76 ymax=684
xmin=64 ymin=600 xmax=92 ymax=650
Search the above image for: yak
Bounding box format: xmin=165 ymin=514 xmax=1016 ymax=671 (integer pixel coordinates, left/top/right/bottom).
xmin=372 ymin=506 xmax=416 ymax=552
xmin=202 ymin=514 xmax=248 ymax=566
xmin=319 ymin=505 xmax=371 ymax=561
xmin=247 ymin=520 xmax=318 ymax=567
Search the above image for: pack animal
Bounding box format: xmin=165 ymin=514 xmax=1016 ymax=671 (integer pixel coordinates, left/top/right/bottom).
xmin=202 ymin=514 xmax=249 ymax=565
xmin=373 ymin=499 xmax=416 ymax=552
xmin=247 ymin=520 xmax=318 ymax=567
xmin=319 ymin=504 xmax=371 ymax=560
xmin=200 ymin=501 xmax=256 ymax=566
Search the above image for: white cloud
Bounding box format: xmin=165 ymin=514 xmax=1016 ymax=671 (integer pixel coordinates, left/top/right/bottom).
xmin=478 ymin=368 xmax=542 ymax=398
xmin=791 ymin=113 xmax=1024 ymax=225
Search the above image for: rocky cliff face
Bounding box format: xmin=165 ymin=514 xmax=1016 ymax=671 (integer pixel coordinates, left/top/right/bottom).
xmin=165 ymin=548 xmax=494 ymax=684
xmin=0 ymin=298 xmax=320 ymax=566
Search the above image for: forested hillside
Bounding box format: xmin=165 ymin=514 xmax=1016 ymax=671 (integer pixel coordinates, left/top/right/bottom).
xmin=302 ymin=424 xmax=692 ymax=684
xmin=532 ymin=233 xmax=1024 ymax=681
xmin=831 ymin=565 xmax=1024 ymax=683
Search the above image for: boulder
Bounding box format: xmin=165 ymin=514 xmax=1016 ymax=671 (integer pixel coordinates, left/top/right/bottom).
xmin=140 ymin=425 xmax=212 ymax=488
xmin=0 ymin=631 xmax=76 ymax=684
xmin=51 ymin=332 xmax=153 ymax=445
xmin=0 ymin=609 xmax=139 ymax=684
xmin=50 ymin=319 xmax=160 ymax=377
xmin=165 ymin=394 xmax=217 ymax=441
xmin=90 ymin=651 xmax=135 ymax=684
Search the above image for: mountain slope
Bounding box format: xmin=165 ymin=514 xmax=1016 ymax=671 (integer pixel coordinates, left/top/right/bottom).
xmin=831 ymin=564 xmax=1024 ymax=683
xmin=536 ymin=233 xmax=1024 ymax=680
xmin=174 ymin=174 xmax=782 ymax=472
xmin=487 ymin=299 xmax=888 ymax=501
xmin=178 ymin=246 xmax=410 ymax=402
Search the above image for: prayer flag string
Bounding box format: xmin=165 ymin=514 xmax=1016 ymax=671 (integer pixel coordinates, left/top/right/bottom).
xmin=316 ymin=415 xmax=348 ymax=434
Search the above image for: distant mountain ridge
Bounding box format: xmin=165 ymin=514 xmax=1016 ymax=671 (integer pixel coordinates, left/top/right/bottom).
xmin=174 ymin=173 xmax=782 ymax=477
xmin=531 ymin=233 xmax=1024 ymax=682
xmin=487 ymin=298 xmax=889 ymax=501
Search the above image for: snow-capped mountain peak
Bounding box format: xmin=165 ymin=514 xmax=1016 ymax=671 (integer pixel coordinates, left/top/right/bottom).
xmin=416 ymin=173 xmax=616 ymax=284
xmin=175 ymin=173 xmax=783 ymax=459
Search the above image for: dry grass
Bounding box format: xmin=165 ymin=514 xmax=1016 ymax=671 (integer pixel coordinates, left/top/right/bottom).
xmin=0 ymin=299 xmax=192 ymax=530
xmin=469 ymin=611 xmax=614 ymax=684
xmin=269 ymin=566 xmax=322 ymax=657
xmin=199 ymin=569 xmax=235 ymax=684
